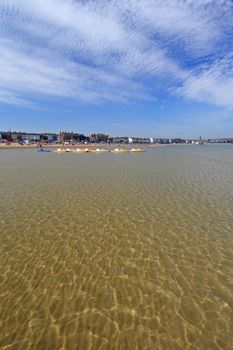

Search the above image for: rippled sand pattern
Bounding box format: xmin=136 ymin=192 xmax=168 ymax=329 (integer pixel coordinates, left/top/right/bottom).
xmin=1 ymin=145 xmax=233 ymax=349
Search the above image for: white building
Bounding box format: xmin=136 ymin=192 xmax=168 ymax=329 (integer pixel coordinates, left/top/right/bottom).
xmin=22 ymin=134 xmax=41 ymax=143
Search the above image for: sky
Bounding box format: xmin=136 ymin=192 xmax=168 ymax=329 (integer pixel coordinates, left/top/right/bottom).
xmin=0 ymin=0 xmax=233 ymax=138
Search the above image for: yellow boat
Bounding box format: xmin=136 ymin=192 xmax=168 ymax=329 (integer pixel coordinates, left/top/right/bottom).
xmin=134 ymin=148 xmax=145 ymax=152
xmin=56 ymin=148 xmax=145 ymax=153
xmin=95 ymin=149 xmax=110 ymax=153
xmin=111 ymin=148 xmax=128 ymax=153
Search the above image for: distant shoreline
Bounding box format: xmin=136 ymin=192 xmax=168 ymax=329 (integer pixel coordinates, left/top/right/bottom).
xmin=0 ymin=142 xmax=231 ymax=150
xmin=0 ymin=143 xmax=163 ymax=150
xmin=0 ymin=143 xmax=61 ymax=150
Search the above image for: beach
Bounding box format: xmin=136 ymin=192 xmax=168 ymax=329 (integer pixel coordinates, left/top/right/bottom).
xmin=0 ymin=143 xmax=161 ymax=150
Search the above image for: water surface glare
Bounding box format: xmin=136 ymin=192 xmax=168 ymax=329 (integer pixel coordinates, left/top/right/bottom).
xmin=0 ymin=145 xmax=233 ymax=350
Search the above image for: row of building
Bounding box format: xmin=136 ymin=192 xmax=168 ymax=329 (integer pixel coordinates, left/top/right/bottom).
xmin=60 ymin=133 xmax=155 ymax=144
xmin=0 ymin=131 xmax=58 ymax=143
xmin=1 ymin=130 xmax=232 ymax=144
xmin=0 ymin=131 xmax=156 ymax=144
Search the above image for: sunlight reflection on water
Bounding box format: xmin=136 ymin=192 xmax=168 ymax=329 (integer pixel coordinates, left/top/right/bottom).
xmin=0 ymin=145 xmax=233 ymax=349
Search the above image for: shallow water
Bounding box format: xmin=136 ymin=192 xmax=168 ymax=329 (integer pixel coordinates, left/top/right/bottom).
xmin=0 ymin=145 xmax=233 ymax=350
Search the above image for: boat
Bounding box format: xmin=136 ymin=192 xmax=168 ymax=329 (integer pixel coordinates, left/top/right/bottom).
xmin=129 ymin=148 xmax=145 ymax=152
xmin=112 ymin=148 xmax=128 ymax=153
xmin=36 ymin=149 xmax=50 ymax=152
xmin=112 ymin=148 xmax=145 ymax=153
xmin=95 ymin=149 xmax=110 ymax=153
xmin=55 ymin=148 xmax=145 ymax=153
xmin=134 ymin=148 xmax=145 ymax=152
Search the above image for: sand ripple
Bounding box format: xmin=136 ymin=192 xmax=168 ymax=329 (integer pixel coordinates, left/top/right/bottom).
xmin=0 ymin=145 xmax=233 ymax=349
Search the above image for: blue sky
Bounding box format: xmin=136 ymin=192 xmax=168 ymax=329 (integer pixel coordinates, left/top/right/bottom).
xmin=1 ymin=0 xmax=233 ymax=138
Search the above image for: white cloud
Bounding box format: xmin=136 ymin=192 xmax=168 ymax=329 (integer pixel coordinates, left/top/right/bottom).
xmin=0 ymin=0 xmax=233 ymax=108
xmin=178 ymin=54 xmax=233 ymax=109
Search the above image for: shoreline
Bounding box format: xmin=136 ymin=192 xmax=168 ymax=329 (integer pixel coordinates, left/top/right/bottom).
xmin=0 ymin=143 xmax=230 ymax=150
xmin=0 ymin=143 xmax=163 ymax=150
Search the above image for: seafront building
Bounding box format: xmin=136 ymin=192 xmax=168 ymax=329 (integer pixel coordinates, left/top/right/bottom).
xmin=111 ymin=136 xmax=153 ymax=144
xmin=0 ymin=131 xmax=59 ymax=144
xmin=0 ymin=130 xmax=233 ymax=145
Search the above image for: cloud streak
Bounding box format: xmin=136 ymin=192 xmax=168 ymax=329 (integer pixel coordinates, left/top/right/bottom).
xmin=0 ymin=0 xmax=233 ymax=108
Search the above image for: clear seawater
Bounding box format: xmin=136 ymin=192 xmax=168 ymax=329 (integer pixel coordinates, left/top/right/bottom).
xmin=0 ymin=145 xmax=233 ymax=349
